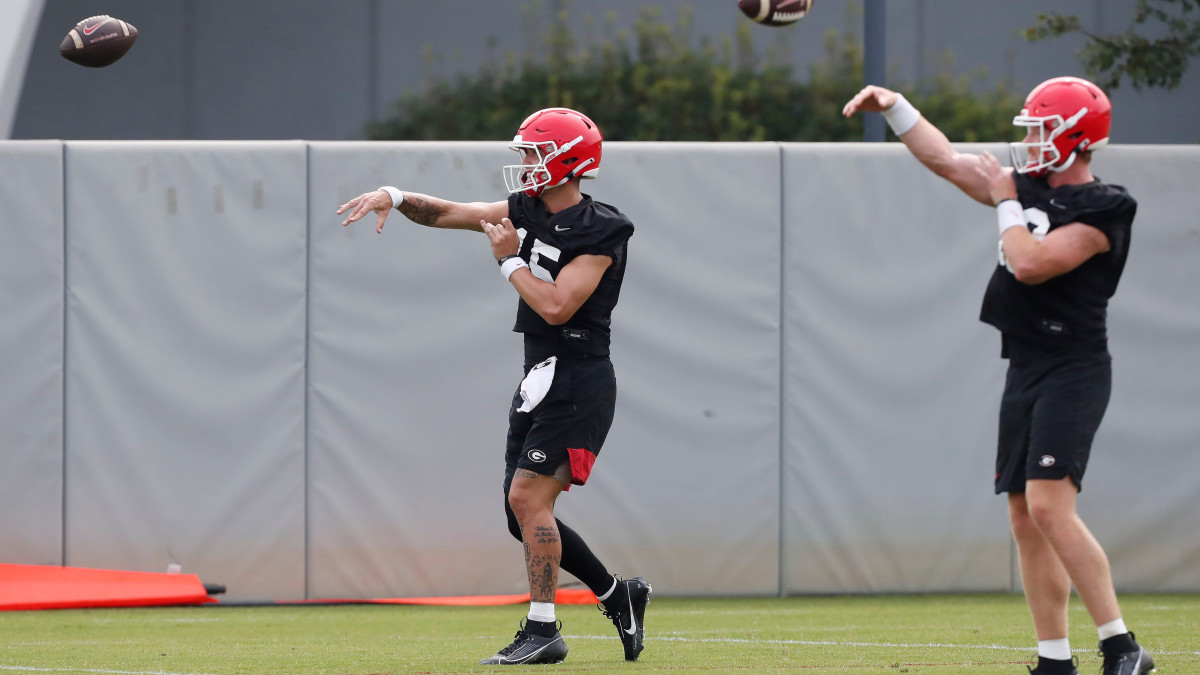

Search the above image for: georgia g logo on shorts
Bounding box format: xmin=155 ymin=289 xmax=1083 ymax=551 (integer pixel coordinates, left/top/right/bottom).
xmin=527 ymin=449 xmax=547 ymax=463
xmin=1038 ymin=455 xmax=1056 ymax=467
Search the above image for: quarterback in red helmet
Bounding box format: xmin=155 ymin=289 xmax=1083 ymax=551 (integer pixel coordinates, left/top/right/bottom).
xmin=843 ymin=78 xmax=1151 ymax=675
xmin=504 ymin=107 xmax=603 ymax=197
xmin=1010 ymin=76 xmax=1112 ymax=177
xmin=337 ymin=108 xmax=648 ymax=666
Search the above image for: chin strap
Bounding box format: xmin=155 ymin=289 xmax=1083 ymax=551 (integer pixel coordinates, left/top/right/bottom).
xmin=1048 ymin=151 xmax=1078 ymax=173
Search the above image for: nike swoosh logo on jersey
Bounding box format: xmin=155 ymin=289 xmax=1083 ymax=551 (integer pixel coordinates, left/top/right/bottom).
xmin=554 ymin=225 xmax=571 ymax=232
xmin=623 ymin=595 xmax=638 ymax=635
xmin=83 ymin=19 xmax=109 ymax=35
xmin=1048 ymin=198 xmax=1066 ymax=209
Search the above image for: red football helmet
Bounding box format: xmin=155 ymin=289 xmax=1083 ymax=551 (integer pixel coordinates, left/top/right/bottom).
xmin=503 ymin=107 xmax=602 ymax=197
xmin=1009 ymin=76 xmax=1111 ymax=176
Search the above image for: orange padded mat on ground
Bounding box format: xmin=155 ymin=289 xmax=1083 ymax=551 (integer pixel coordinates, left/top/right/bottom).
xmin=283 ymin=588 xmax=599 ymax=606
xmin=0 ymin=564 xmax=216 ymax=611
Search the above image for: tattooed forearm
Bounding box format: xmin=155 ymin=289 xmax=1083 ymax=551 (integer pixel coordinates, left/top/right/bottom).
xmin=534 ymin=525 xmax=559 ymax=545
xmin=396 ymin=194 xmax=447 ymax=226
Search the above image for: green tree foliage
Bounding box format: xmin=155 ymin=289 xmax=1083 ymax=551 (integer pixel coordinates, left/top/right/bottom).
xmin=1025 ymin=0 xmax=1200 ymax=90
xmin=366 ymin=2 xmax=1023 ymax=143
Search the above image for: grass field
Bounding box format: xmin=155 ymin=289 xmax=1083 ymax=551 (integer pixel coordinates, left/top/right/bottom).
xmin=1 ymin=594 xmax=1197 ymax=674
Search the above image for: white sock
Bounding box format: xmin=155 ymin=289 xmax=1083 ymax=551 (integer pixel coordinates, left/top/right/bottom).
xmin=1097 ymin=618 xmax=1128 ymax=641
xmin=596 ymin=576 xmax=619 ymax=602
xmin=528 ymin=601 xmax=555 ymax=624
xmin=1037 ymin=638 xmax=1072 ymax=661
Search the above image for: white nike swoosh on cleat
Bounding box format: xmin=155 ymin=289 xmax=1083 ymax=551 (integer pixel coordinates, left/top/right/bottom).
xmin=623 ymin=594 xmax=637 ymax=635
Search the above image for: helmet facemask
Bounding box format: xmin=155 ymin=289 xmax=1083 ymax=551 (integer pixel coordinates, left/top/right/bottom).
xmin=503 ymin=134 xmax=591 ymax=197
xmin=503 ymin=140 xmax=556 ymax=196
xmin=1009 ymin=108 xmax=1089 ymax=176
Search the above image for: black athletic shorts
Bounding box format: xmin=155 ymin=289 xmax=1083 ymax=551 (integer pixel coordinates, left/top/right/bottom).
xmin=994 ymin=351 xmax=1112 ymax=494
xmin=504 ymin=356 xmax=616 ymax=492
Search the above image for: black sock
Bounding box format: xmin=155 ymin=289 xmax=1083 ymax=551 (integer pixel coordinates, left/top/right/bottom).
xmin=556 ymin=518 xmax=614 ymax=595
xmin=525 ymin=618 xmax=558 ymax=637
xmin=602 ymin=577 xmax=628 ymax=611
xmin=1100 ymin=632 xmax=1136 ymax=655
xmin=1035 ymin=655 xmax=1076 ymax=674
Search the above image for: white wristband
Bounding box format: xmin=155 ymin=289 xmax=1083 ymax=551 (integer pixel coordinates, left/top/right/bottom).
xmin=996 ymin=199 xmax=1027 ymax=237
xmin=881 ymin=94 xmax=921 ymax=136
xmin=500 ymin=256 xmax=528 ymax=281
xmin=378 ymin=186 xmax=404 ymax=210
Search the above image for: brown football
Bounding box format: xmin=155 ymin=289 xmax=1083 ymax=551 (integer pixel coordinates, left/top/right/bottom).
xmin=59 ymin=15 xmax=138 ymax=68
xmin=737 ymin=0 xmax=813 ymax=26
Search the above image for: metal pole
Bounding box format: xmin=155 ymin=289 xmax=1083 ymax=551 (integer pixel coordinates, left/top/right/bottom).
xmin=183 ymin=0 xmax=195 ymax=139
xmin=864 ymin=0 xmax=886 ymax=142
xmin=368 ymin=0 xmax=380 ymax=125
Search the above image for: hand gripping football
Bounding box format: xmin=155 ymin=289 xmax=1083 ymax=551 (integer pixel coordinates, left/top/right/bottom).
xmin=59 ymin=15 xmax=138 ymax=68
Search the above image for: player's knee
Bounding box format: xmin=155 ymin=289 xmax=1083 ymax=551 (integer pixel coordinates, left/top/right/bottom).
xmin=508 ymin=486 xmax=554 ymax=529
xmin=1009 ymin=509 xmax=1040 ymax=541
xmin=504 ymin=500 xmax=522 ymax=541
xmin=1007 ymin=494 xmax=1047 ymax=543
xmin=1024 ymin=499 xmax=1067 ymax=535
xmin=1008 ymin=493 xmax=1029 ymax=519
xmin=507 ymin=488 xmax=534 ymax=522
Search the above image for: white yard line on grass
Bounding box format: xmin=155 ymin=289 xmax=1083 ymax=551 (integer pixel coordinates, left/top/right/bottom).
xmin=0 ymin=662 xmax=223 ymax=667
xmin=565 ymin=634 xmax=1031 ymax=651
xmin=562 ymin=634 xmax=1200 ymax=656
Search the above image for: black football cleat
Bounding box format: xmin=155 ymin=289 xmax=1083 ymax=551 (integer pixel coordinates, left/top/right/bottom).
xmin=1100 ymin=640 xmax=1155 ymax=675
xmin=478 ymin=622 xmax=568 ymax=666
xmin=599 ymin=576 xmax=652 ymax=661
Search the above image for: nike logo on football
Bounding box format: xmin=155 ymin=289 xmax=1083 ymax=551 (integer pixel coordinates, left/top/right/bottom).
xmin=83 ymin=19 xmax=109 ymax=35
xmin=623 ymin=595 xmax=637 ymax=635
xmin=554 ymin=225 xmax=570 ymax=232
xmin=776 ymin=0 xmax=807 ymax=7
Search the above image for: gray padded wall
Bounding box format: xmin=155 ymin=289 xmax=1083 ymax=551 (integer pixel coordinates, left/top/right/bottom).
xmin=0 ymin=141 xmax=63 ymax=565
xmin=782 ymin=144 xmax=1200 ymax=594
xmin=2 ymin=141 xmax=1197 ymax=599
xmin=559 ymin=143 xmax=782 ymax=595
xmin=307 ymin=142 xmax=528 ymax=598
xmin=63 ymin=142 xmax=308 ymax=601
xmin=1077 ymin=146 xmax=1200 ymax=591
xmin=781 ymin=144 xmax=1011 ymax=593
xmin=306 ymin=142 xmax=782 ymax=597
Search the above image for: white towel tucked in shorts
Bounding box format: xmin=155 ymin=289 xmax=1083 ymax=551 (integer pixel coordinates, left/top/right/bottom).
xmin=517 ymin=356 xmax=557 ymax=413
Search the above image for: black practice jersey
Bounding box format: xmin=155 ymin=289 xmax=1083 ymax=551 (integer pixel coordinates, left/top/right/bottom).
xmin=507 ymin=192 xmax=635 ymax=357
xmin=979 ymin=172 xmax=1136 ymax=355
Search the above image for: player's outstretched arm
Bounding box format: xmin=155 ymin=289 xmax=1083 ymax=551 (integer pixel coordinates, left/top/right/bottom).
xmin=338 ymin=188 xmax=507 ymax=234
xmin=843 ymin=85 xmax=993 ymax=207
